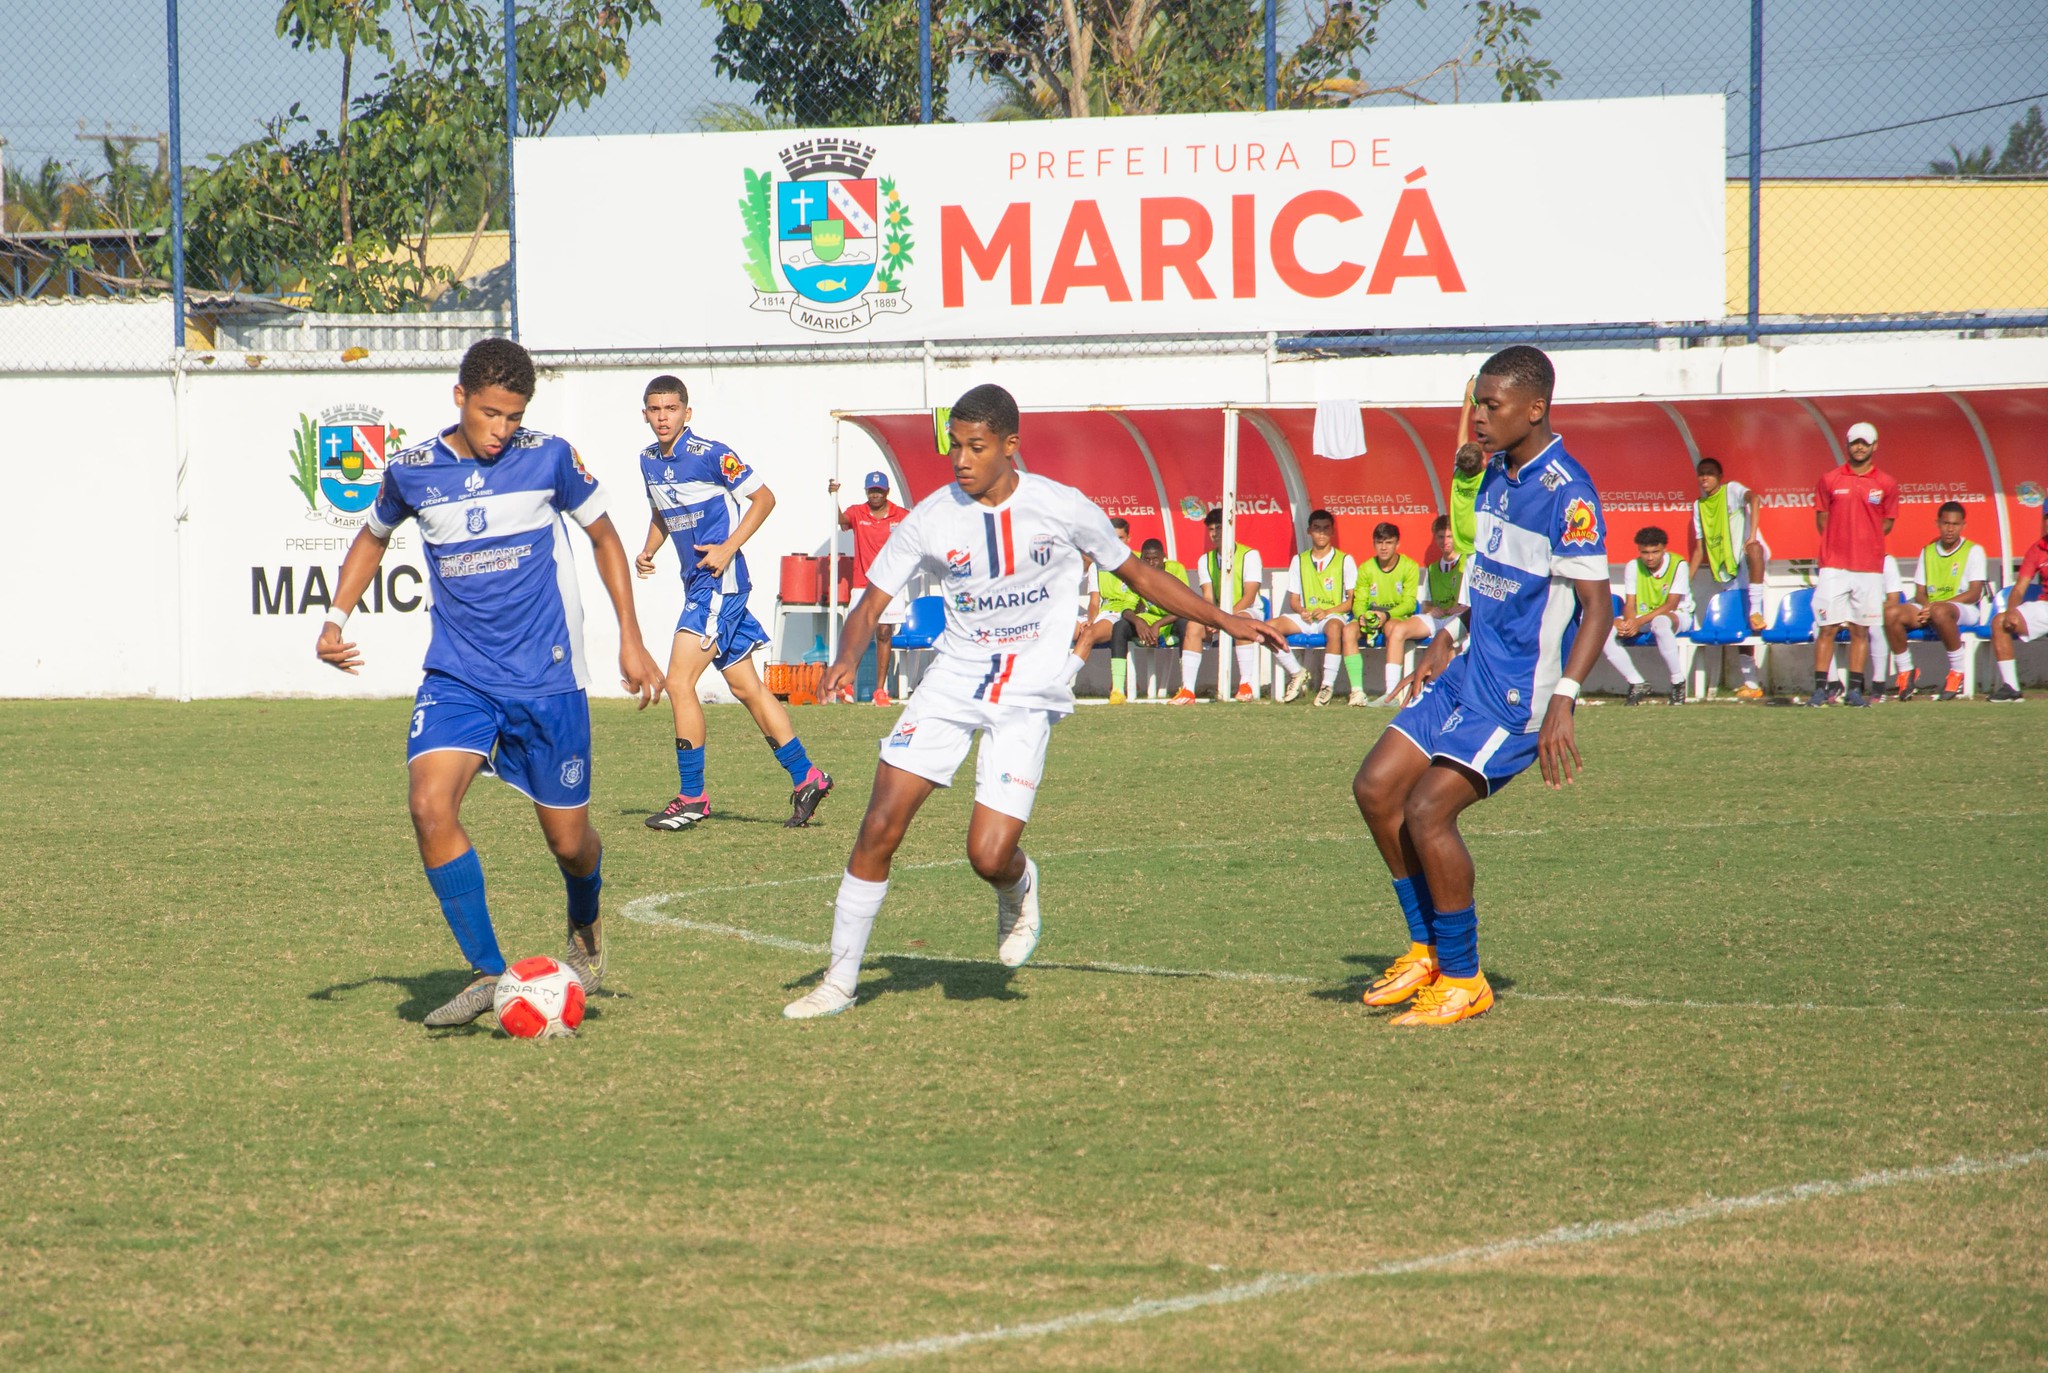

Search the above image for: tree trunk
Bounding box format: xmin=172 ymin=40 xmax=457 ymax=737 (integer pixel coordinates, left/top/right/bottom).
xmin=1060 ymin=0 xmax=1093 ymax=117
xmin=338 ymin=37 xmax=356 ymax=272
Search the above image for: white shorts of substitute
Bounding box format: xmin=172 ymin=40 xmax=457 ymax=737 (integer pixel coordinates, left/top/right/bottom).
xmin=878 ymin=692 xmax=1057 ymax=821
xmin=1814 ymin=568 xmax=1886 ymax=628
xmin=2010 ymin=601 xmax=2048 ymax=642
xmin=1933 ymin=599 xmax=1990 ymax=630
xmin=1279 ymin=613 xmax=1349 ymax=639
xmin=875 ymin=594 xmax=909 ymax=627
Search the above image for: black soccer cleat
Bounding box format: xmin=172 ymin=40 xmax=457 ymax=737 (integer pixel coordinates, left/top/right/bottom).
xmin=1989 ymin=683 xmax=2025 ymax=703
xmin=646 ymin=794 xmax=710 ymax=831
xmin=1624 ymin=683 xmax=1650 ymax=706
xmin=1668 ymin=683 xmax=1686 ymax=706
xmin=785 ymin=768 xmax=834 ymax=828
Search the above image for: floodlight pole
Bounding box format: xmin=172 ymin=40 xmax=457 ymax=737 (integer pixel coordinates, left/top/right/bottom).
xmin=828 ymin=419 xmax=842 ymax=670
xmin=503 ymin=0 xmax=521 ymax=339
xmin=166 ymin=0 xmax=185 ymax=349
xmin=1746 ymin=0 xmax=1762 ymax=344
xmin=1218 ymin=406 xmax=1240 ymax=699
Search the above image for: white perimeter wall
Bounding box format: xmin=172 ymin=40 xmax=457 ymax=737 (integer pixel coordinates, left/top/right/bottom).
xmin=2 ymin=319 xmax=2045 ymax=698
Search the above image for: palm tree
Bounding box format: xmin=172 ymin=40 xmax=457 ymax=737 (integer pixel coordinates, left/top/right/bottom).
xmin=1928 ymin=142 xmax=1996 ymax=177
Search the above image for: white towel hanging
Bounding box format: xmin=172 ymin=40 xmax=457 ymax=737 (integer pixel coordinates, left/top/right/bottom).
xmin=1313 ymin=400 xmax=1366 ymax=461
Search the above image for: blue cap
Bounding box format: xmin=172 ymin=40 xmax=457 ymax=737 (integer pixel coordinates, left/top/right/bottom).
xmin=863 ymin=470 xmax=890 ymax=492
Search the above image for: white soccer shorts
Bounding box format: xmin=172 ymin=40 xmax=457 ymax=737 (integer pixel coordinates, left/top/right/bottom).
xmin=875 ymin=594 xmax=909 ymax=627
xmin=2012 ymin=601 xmax=2048 ymax=642
xmin=1942 ymin=599 xmax=1989 ymax=630
xmin=1280 ymin=613 xmax=1349 ymax=639
xmin=877 ymin=692 xmax=1056 ymax=821
xmin=1814 ymin=568 xmax=1885 ymax=628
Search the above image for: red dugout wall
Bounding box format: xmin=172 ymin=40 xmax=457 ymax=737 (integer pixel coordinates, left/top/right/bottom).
xmin=847 ymin=387 xmax=2048 ymax=577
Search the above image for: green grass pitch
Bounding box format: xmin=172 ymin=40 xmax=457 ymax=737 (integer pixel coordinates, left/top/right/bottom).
xmin=3 ymin=696 xmax=2043 ymax=1370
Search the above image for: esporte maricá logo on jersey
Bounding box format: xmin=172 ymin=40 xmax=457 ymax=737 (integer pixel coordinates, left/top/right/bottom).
xmin=740 ymin=138 xmax=913 ymax=335
xmin=288 ymin=404 xmax=403 ymax=528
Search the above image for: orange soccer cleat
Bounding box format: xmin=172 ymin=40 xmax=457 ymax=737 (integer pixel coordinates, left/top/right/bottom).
xmin=872 ymin=688 xmax=893 ymax=707
xmin=1735 ymin=683 xmax=1764 ymax=701
xmin=1233 ymin=682 xmax=1256 ymax=702
xmin=1362 ymin=945 xmax=1439 ymax=1006
xmin=1391 ymin=972 xmax=1494 ymax=1026
xmin=1170 ymin=687 xmax=1198 ymax=705
xmin=1748 ymin=611 xmax=1767 ymax=633
xmin=1938 ymin=670 xmax=1966 ymax=701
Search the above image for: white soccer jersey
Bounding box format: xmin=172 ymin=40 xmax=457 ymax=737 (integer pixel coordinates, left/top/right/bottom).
xmin=865 ymin=474 xmax=1131 ymax=713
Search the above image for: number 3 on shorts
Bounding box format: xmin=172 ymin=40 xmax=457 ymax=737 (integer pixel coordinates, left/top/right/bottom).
xmin=410 ymin=707 xmax=426 ymax=739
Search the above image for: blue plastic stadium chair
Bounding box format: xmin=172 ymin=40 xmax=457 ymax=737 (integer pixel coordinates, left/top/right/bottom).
xmin=889 ymin=594 xmax=945 ymax=651
xmin=1967 ymin=586 xmax=2012 ymax=640
xmin=1683 ymin=588 xmax=1750 ymax=646
xmin=1759 ymin=587 xmax=1816 ymax=644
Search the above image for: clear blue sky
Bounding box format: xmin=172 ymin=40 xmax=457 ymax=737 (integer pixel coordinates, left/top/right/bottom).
xmin=2 ymin=0 xmax=2042 ymax=179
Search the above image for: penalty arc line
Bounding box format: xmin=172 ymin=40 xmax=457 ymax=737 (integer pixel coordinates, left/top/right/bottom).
xmin=738 ymin=1148 xmax=2048 ymax=1373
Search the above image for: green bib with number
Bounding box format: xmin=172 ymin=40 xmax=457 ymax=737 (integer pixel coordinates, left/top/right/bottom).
xmin=1633 ymin=553 xmax=1683 ymax=613
xmin=1138 ymin=560 xmax=1188 ymax=626
xmin=1204 ymin=543 xmax=1253 ymax=607
xmin=1697 ymin=485 xmax=1738 ymax=582
xmin=1921 ymin=537 xmax=1978 ymax=603
xmin=1296 ymin=549 xmax=1351 ymax=616
xmin=1426 ymin=554 xmax=1465 ymax=609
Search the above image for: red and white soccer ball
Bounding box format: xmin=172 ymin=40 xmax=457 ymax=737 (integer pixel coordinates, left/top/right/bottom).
xmin=493 ymin=956 xmax=586 ymax=1039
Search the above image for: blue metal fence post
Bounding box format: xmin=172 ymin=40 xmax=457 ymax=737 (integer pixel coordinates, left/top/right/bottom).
xmin=1263 ymin=0 xmax=1277 ymax=111
xmin=503 ymin=0 xmax=520 ymax=340
xmin=1746 ymin=0 xmax=1762 ymax=344
xmin=166 ymin=0 xmax=185 ymax=349
xmin=918 ymin=0 xmax=933 ymax=123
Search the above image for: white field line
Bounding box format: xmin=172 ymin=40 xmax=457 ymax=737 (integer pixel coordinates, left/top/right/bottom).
xmin=738 ymin=1148 xmax=2048 ymax=1373
xmin=619 ymin=836 xmax=2048 ymax=1015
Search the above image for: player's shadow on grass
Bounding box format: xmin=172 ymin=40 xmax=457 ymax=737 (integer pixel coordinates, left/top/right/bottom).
xmin=617 ymin=808 xmax=801 ymax=826
xmin=307 ymin=971 xmax=626 ymax=1027
xmin=788 ymin=955 xmax=1023 ymax=1005
xmin=1311 ymin=953 xmax=1517 ymax=1005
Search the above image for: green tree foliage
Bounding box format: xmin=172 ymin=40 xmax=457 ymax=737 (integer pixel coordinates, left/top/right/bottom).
xmin=175 ymin=0 xmax=660 ymax=310
xmin=702 ymin=0 xmax=1556 ymax=126
xmin=1929 ymin=104 xmax=2048 ymax=178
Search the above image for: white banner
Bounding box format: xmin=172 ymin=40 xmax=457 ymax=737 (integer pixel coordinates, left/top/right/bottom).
xmin=516 ymin=96 xmax=1725 ymax=350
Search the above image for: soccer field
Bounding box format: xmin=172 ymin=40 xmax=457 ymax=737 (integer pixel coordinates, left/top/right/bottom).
xmin=5 ymin=697 xmax=2044 ymax=1370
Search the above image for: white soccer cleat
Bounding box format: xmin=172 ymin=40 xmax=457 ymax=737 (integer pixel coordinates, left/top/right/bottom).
xmin=1348 ymin=689 xmax=1369 ymax=707
xmin=1313 ymin=684 xmax=1334 ymax=707
xmin=997 ymin=857 xmax=1042 ymax=968
xmin=783 ymin=983 xmax=856 ymax=1019
xmin=1281 ymin=667 xmax=1310 ymax=702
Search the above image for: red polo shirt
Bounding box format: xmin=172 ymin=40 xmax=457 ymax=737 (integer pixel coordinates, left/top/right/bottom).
xmin=1815 ymin=463 xmax=1899 ymax=573
xmin=844 ymin=500 xmax=907 ymax=588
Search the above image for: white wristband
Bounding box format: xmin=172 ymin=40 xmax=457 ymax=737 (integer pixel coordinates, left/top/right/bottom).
xmin=1553 ymin=677 xmax=1581 ymax=701
xmin=323 ymin=607 xmax=350 ymax=631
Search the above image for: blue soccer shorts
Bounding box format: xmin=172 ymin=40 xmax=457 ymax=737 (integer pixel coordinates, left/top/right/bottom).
xmin=406 ymin=671 xmax=592 ymax=809
xmin=676 ymin=584 xmax=769 ymax=671
xmin=1384 ymin=656 xmax=1540 ymax=796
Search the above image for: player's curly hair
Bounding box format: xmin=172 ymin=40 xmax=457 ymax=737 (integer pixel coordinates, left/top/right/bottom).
xmin=950 ymin=383 xmax=1020 ymax=437
xmin=459 ymin=338 xmax=536 ymax=398
xmin=1478 ymin=344 xmax=1554 ymax=402
xmin=1635 ymin=525 xmax=1670 ymax=546
xmin=644 ymin=374 xmax=688 ymax=404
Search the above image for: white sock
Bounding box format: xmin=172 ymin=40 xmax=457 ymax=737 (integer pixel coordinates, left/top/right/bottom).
xmin=1999 ymin=659 xmax=2020 ymax=689
xmin=1604 ymin=635 xmax=1645 ymax=686
xmin=1179 ymin=649 xmax=1202 ymax=691
xmin=1235 ymin=645 xmax=1258 ymax=690
xmin=1651 ymin=620 xmax=1685 ymax=683
xmin=1947 ymin=647 xmax=1966 ymax=673
xmin=1320 ymin=654 xmax=1342 ymax=687
xmin=998 ymin=862 xmax=1031 ymax=905
xmin=1276 ymin=649 xmax=1302 ymax=675
xmin=1064 ymin=652 xmax=1086 ymax=682
xmin=1384 ymin=661 xmax=1404 ymax=695
xmin=1738 ymin=649 xmax=1759 ymax=685
xmin=827 ymin=872 xmax=887 ymax=994
xmin=1747 ymin=585 xmax=1764 ymax=616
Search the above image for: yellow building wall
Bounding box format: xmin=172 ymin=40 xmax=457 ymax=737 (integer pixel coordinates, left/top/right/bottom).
xmin=1725 ymin=179 xmax=2048 ymax=316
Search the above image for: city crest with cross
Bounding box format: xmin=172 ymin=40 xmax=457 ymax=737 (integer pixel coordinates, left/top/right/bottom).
xmin=286 ymin=403 xmax=403 ymax=528
xmin=740 ymin=138 xmax=913 ymax=336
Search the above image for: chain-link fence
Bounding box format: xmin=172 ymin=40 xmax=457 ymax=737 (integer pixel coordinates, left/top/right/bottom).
xmin=3 ymin=0 xmax=2045 ymax=371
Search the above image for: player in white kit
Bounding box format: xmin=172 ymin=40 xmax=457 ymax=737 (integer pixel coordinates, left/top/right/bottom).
xmin=784 ymin=384 xmax=1287 ymax=1019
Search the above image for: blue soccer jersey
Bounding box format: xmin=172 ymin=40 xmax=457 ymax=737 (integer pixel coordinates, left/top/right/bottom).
xmin=1460 ymin=436 xmax=1608 ymax=731
xmin=366 ymin=427 xmax=608 ymax=696
xmin=640 ymin=428 xmax=764 ymax=600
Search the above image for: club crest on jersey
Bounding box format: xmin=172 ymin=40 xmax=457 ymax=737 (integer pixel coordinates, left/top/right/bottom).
xmin=663 ymin=466 xmax=675 ymax=482
xmin=1560 ymin=498 xmax=1599 ymax=546
xmin=560 ymin=757 xmax=585 ymax=788
xmin=885 ymin=721 xmax=917 ymax=748
xmin=946 ymin=548 xmax=973 ymax=578
xmin=742 ymin=138 xmax=913 ymax=336
xmin=287 ymin=404 xmax=403 ymax=528
xmin=466 ymin=505 xmax=488 ymax=535
xmin=1487 ymin=525 xmax=1504 ymax=555
xmin=1029 ymin=533 xmax=1055 ymax=566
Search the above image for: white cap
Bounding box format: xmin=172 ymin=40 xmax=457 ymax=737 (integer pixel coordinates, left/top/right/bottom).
xmin=1846 ymin=421 xmax=1878 ymax=445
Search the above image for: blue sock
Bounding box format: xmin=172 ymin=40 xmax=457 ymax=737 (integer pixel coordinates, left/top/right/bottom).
xmin=771 ymin=735 xmax=813 ymax=787
xmin=562 ymin=849 xmax=602 ymax=929
xmin=676 ymin=738 xmax=706 ymax=798
xmin=424 ymin=848 xmax=505 ymax=975
xmin=1432 ymin=904 xmax=1479 ymax=978
xmin=1392 ymin=875 xmax=1434 ymax=946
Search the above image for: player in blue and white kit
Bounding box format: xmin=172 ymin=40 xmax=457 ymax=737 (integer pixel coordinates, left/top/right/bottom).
xmin=633 ymin=375 xmax=832 ymax=831
xmin=1351 ymin=347 xmax=1614 ymax=1026
xmin=317 ymin=339 xmax=665 ymax=1029
xmin=782 ymin=384 xmax=1287 ymax=1019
